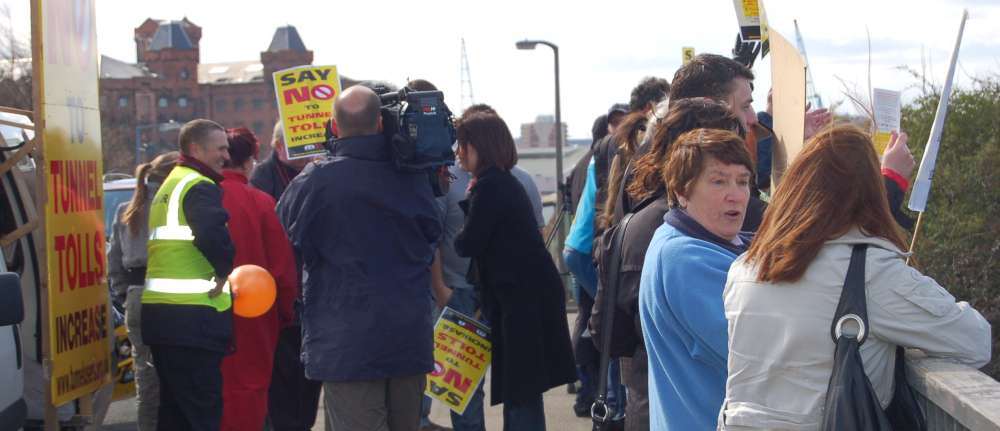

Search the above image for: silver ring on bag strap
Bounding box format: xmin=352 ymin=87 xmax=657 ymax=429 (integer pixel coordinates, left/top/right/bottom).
xmin=834 ymin=313 xmax=866 ymax=343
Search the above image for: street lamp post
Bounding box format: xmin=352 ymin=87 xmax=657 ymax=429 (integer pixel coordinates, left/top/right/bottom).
xmin=517 ymin=39 xmax=567 ymax=274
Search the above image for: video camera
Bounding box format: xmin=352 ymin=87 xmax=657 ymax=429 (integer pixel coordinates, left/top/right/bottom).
xmin=378 ymin=88 xmax=457 ymax=173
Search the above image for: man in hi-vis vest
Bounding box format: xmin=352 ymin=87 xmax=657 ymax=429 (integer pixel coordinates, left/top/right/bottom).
xmin=141 ymin=119 xmax=236 ymax=431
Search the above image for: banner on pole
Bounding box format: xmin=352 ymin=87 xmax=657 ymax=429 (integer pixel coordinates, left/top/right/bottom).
xmin=37 ymin=0 xmax=111 ymax=406
xmin=909 ymin=10 xmax=969 ymax=212
xmin=425 ymin=307 xmax=491 ymax=415
xmin=273 ymin=65 xmax=342 ymax=160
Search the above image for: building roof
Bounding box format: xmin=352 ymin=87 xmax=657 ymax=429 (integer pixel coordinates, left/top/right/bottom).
xmin=100 ymin=55 xmax=152 ymax=79
xmin=267 ymin=26 xmax=308 ymax=52
xmin=198 ymin=61 xmax=264 ymax=84
xmin=149 ymin=21 xmax=195 ymax=51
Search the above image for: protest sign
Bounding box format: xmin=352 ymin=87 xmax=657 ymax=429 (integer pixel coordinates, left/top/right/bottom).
xmin=682 ymin=47 xmax=696 ymax=65
xmin=909 ymin=10 xmax=968 ymax=213
xmin=769 ymin=29 xmax=806 ymax=189
xmin=872 ymin=88 xmax=901 ymax=155
xmin=426 ymin=307 xmax=491 ymax=415
xmin=733 ymin=0 xmax=762 ymax=40
xmin=273 ymin=65 xmax=342 ymax=160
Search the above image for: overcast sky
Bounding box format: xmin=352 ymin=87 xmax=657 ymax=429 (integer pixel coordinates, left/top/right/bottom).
xmin=5 ymin=0 xmax=998 ymax=139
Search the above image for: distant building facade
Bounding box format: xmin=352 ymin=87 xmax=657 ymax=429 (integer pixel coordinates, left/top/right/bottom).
xmin=99 ymin=18 xmax=360 ymax=173
xmin=519 ymin=115 xmax=568 ymax=149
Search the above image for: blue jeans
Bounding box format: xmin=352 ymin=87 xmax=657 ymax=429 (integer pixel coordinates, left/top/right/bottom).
xmin=421 ymin=288 xmax=486 ymax=431
xmin=563 ymin=248 xmax=626 ymax=419
xmin=503 ymin=393 xmax=545 ymax=431
xmin=563 ymin=248 xmax=597 ymax=299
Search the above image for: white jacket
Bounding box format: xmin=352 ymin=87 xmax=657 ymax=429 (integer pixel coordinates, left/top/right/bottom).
xmin=719 ymin=228 xmax=991 ymax=431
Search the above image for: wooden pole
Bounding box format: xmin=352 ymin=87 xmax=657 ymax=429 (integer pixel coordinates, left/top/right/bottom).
xmin=906 ymin=211 xmax=925 ymax=266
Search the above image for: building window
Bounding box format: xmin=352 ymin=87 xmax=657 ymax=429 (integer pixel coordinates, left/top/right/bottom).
xmin=180 ymin=69 xmax=190 ymax=80
xmin=234 ymin=98 xmax=245 ymax=112
xmin=252 ymin=121 xmax=264 ymax=136
xmin=158 ymin=96 xmax=169 ymax=108
xmin=118 ymin=96 xmax=128 ymax=108
xmin=215 ymin=99 xmax=226 ymax=113
xmin=252 ymin=98 xmax=265 ymax=110
xmin=177 ymin=96 xmax=188 ymax=108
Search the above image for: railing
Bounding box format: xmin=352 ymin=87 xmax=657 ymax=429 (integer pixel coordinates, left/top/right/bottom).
xmin=906 ymin=350 xmax=1000 ymax=431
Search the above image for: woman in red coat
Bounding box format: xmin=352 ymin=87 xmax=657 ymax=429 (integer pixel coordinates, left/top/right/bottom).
xmin=219 ymin=127 xmax=298 ymax=431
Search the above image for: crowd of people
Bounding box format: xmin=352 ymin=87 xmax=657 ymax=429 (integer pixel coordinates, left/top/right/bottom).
xmin=106 ymin=50 xmax=992 ymax=431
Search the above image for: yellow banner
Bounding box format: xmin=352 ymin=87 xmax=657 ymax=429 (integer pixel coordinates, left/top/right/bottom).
xmin=426 ymin=307 xmax=491 ymax=415
xmin=38 ymin=0 xmax=110 ymax=406
xmin=273 ymin=65 xmax=342 ymax=159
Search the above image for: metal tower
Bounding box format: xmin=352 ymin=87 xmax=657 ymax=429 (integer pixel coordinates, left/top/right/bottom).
xmin=460 ymin=38 xmax=475 ymax=110
xmin=794 ymin=20 xmax=824 ymax=109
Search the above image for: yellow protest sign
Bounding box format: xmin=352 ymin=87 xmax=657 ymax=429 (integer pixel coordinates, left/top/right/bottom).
xmin=682 ymin=47 xmax=696 ymax=65
xmin=733 ymin=0 xmax=762 ymax=40
xmin=426 ymin=307 xmax=491 ymax=415
xmin=36 ymin=0 xmax=110 ymax=406
xmin=273 ymin=65 xmax=342 ymax=159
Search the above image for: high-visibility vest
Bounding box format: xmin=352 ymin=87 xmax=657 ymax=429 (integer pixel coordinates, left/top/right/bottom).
xmin=142 ymin=165 xmax=231 ymax=312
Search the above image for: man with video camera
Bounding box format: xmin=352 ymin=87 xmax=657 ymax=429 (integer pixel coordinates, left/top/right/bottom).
xmin=277 ymin=85 xmax=442 ymax=431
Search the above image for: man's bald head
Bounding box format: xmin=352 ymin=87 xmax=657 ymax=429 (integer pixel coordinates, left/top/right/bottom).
xmin=334 ymin=86 xmax=382 ymax=138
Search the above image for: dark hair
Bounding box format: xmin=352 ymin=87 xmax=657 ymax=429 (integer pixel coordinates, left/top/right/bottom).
xmin=629 ymin=77 xmax=670 ymax=112
xmin=664 ymin=128 xmax=754 ymax=207
xmin=456 ymin=112 xmax=518 ymax=175
xmin=406 ymin=79 xmax=438 ymax=91
xmin=598 ymin=111 xmax=650 ymax=229
xmin=744 ymin=123 xmax=907 ymax=283
xmin=591 ymin=114 xmax=609 ymax=143
xmin=224 ymin=127 xmax=259 ymax=168
xmin=462 ymin=103 xmax=497 ymax=119
xmin=628 ymin=98 xmax=746 ymax=202
xmin=669 ymin=54 xmax=755 ymax=102
xmin=122 ymin=151 xmax=179 ymax=235
xmin=178 ymin=119 xmax=225 ymax=154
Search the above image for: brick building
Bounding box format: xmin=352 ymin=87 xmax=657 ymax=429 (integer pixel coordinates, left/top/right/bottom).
xmin=99 ymin=18 xmax=358 ymax=173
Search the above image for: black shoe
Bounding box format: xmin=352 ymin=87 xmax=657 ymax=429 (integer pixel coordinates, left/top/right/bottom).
xmin=573 ymin=399 xmax=592 ymax=418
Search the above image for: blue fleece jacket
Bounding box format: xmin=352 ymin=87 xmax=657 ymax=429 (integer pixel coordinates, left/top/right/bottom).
xmin=639 ymin=222 xmax=739 ymax=431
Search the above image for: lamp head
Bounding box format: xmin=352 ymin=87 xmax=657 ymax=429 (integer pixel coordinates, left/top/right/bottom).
xmin=516 ymin=40 xmax=537 ymax=50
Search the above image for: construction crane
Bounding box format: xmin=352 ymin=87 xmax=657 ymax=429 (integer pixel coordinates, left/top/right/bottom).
xmin=460 ymin=38 xmax=475 ymax=110
xmin=794 ymin=19 xmax=824 ymax=109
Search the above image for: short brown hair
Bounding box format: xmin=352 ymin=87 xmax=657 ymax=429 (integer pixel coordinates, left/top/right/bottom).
xmin=669 ymin=54 xmax=754 ymax=102
xmin=744 ymin=123 xmax=907 ymax=283
xmin=663 ymin=128 xmax=754 ymax=207
xmin=178 ymin=119 xmax=225 ymax=154
xmin=629 ymin=98 xmax=746 ymax=202
xmin=456 ymin=112 xmax=518 ymax=174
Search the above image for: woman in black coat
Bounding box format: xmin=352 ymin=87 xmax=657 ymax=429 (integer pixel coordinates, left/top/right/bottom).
xmin=454 ymin=112 xmax=576 ymax=431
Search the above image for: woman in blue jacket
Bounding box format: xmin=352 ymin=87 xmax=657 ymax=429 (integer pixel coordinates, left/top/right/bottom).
xmin=638 ymin=129 xmax=754 ymax=430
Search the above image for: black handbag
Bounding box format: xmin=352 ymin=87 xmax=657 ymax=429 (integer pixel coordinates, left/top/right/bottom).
xmin=821 ymin=245 xmax=926 ymax=431
xmin=591 ymin=212 xmax=633 ymax=431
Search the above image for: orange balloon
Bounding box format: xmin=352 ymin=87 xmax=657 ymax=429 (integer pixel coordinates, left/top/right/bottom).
xmin=229 ymin=264 xmax=277 ymax=318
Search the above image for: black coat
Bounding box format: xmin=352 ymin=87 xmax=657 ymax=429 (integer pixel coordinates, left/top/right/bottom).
xmin=455 ymin=167 xmax=576 ymax=406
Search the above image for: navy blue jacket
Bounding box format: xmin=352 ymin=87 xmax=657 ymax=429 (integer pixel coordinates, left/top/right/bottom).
xmin=276 ymin=134 xmax=441 ymax=382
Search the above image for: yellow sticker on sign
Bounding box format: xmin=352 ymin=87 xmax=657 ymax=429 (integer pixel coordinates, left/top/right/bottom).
xmin=742 ymin=0 xmax=760 ymax=17
xmin=273 ymin=65 xmax=342 ymax=160
xmin=426 ymin=307 xmax=491 ymax=415
xmin=37 ymin=0 xmax=111 ymax=406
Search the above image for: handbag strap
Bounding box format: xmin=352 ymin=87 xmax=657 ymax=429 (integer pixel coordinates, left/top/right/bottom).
xmin=592 ymin=212 xmax=634 ymax=425
xmin=830 ymin=244 xmax=870 ymax=344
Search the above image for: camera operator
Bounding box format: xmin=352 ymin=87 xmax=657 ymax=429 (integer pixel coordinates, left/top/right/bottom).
xmin=277 ymin=85 xmax=442 ymax=431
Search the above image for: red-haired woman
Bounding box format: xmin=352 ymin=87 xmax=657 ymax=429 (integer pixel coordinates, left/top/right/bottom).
xmin=218 ymin=127 xmax=298 ymax=431
xmin=719 ymin=124 xmax=990 ymax=430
